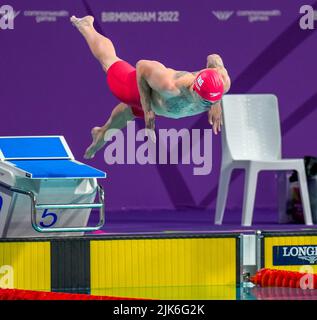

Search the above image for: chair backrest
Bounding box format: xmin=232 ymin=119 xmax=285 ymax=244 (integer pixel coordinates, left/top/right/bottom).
xmin=221 ymin=94 xmax=282 ymax=161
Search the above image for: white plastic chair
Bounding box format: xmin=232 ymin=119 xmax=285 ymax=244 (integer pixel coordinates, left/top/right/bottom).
xmin=215 ymin=94 xmax=313 ymax=226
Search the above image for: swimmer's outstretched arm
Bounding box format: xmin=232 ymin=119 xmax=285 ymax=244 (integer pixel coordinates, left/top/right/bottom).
xmin=208 ymin=102 xmax=222 ymax=135
xmin=205 ymin=54 xmax=231 ymax=135
xmin=136 ymin=61 xmax=155 ymax=133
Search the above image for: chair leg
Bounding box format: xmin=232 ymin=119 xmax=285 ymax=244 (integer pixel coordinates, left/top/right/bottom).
xmin=297 ymin=167 xmax=313 ymax=225
xmin=215 ymin=167 xmax=232 ymax=225
xmin=242 ymin=166 xmax=258 ymax=227
xmin=277 ymin=171 xmax=289 ymax=223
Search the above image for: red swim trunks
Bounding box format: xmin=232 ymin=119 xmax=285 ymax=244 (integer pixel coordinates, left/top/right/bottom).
xmin=106 ymin=60 xmax=144 ymax=118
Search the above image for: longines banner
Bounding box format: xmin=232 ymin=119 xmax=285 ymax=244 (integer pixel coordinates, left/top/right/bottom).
xmin=273 ymin=245 xmax=317 ymax=266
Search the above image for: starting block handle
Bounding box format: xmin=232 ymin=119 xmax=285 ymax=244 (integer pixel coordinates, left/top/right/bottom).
xmin=11 ymin=185 xmax=105 ymax=233
xmin=35 ymin=203 xmax=103 ymax=210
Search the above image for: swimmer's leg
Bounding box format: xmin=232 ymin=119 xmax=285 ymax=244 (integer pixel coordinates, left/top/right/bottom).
xmin=70 ymin=15 xmax=121 ymax=71
xmin=84 ymin=103 xmax=135 ymax=159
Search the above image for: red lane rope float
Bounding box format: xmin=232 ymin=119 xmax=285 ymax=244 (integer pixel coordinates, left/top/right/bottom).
xmin=251 ymin=268 xmax=317 ymax=289
xmin=0 ymin=289 xmax=145 ymax=300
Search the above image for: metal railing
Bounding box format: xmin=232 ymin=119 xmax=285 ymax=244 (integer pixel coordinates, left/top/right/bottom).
xmin=4 ymin=184 xmax=105 ymax=233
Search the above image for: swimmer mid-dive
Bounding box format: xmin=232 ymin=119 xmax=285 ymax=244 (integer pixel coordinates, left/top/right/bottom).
xmin=70 ymin=15 xmax=231 ymax=159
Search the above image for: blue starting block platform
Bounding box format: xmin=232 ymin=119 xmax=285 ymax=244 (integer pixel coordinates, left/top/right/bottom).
xmin=0 ymin=136 xmax=106 ymax=238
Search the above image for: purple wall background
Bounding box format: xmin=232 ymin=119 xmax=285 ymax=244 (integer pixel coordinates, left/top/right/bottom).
xmin=1 ymin=0 xmax=317 ymax=212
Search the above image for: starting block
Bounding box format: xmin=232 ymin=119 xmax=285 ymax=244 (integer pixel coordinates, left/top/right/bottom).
xmin=0 ymin=136 xmax=106 ymax=238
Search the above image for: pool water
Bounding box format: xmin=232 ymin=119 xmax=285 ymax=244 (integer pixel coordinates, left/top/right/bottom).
xmin=89 ymin=285 xmax=317 ymax=300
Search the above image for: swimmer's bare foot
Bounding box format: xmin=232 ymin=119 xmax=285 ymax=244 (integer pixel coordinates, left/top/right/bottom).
xmin=84 ymin=127 xmax=106 ymax=159
xmin=70 ymin=15 xmax=94 ymax=35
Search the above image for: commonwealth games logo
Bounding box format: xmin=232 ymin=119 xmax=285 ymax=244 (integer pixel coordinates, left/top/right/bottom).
xmin=212 ymin=11 xmax=234 ymax=21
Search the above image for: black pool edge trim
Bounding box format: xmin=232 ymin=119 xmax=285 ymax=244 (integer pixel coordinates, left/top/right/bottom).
xmin=2 ymin=229 xmax=317 ymax=243
xmin=0 ymin=232 xmax=243 ymax=242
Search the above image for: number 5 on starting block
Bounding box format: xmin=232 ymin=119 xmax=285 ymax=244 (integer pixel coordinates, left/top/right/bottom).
xmin=39 ymin=209 xmax=58 ymax=228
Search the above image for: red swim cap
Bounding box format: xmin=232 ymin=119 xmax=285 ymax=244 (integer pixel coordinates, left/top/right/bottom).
xmin=193 ymin=69 xmax=224 ymax=102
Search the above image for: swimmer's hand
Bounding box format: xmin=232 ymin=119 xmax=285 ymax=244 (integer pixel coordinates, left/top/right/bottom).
xmin=145 ymin=110 xmax=157 ymax=143
xmin=208 ymin=102 xmax=223 ymax=135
